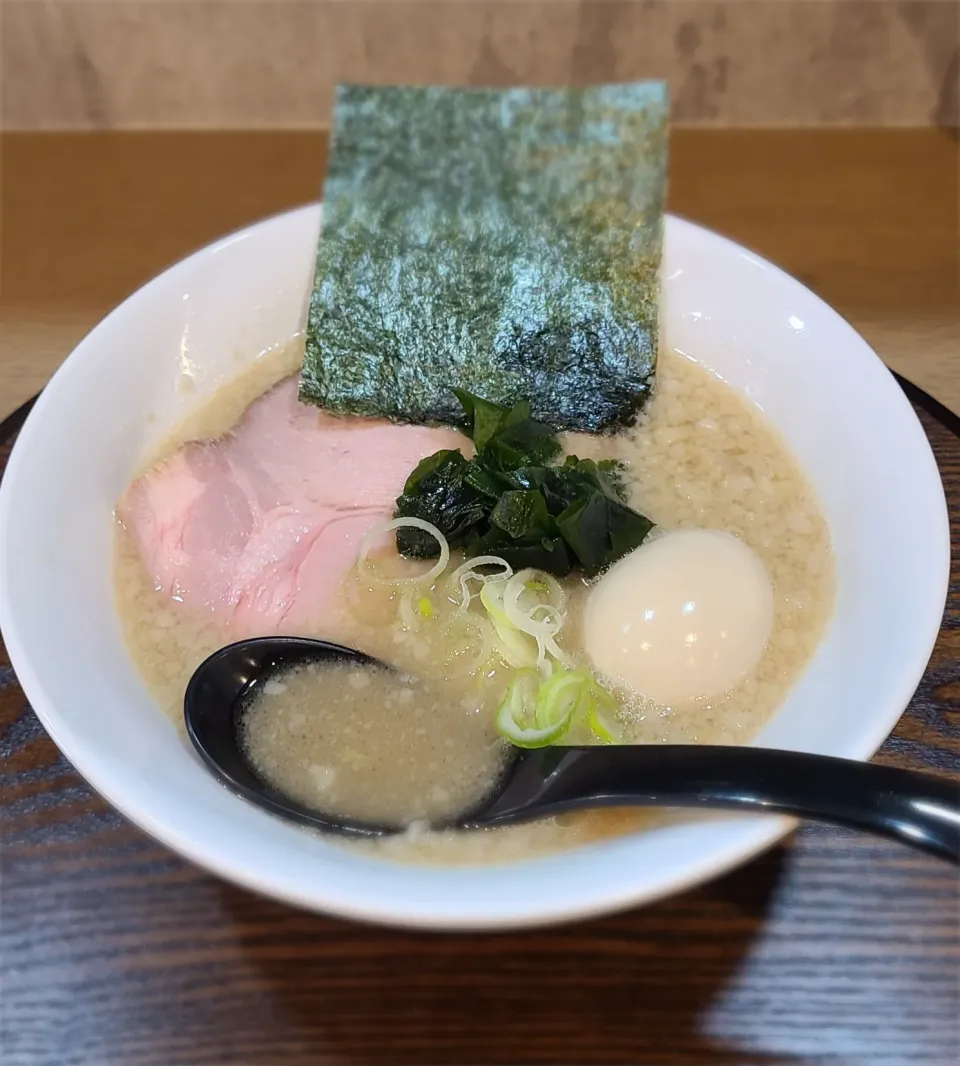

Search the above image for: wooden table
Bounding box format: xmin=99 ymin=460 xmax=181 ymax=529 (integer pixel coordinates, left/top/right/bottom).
xmin=2 ymin=129 xmax=958 ymax=420
xmin=1 ymin=131 xmax=959 ymax=1066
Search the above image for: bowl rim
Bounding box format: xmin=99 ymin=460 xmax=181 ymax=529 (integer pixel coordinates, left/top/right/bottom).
xmin=0 ymin=205 xmax=950 ymax=930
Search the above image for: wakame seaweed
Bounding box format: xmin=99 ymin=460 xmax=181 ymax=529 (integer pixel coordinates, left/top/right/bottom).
xmin=394 ymin=391 xmax=654 ymax=577
xmin=301 ymin=82 xmax=668 ymax=434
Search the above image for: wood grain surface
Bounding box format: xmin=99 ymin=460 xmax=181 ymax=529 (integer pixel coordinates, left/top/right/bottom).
xmin=0 ymin=129 xmax=958 ymax=420
xmin=0 ymin=395 xmax=958 ymax=1066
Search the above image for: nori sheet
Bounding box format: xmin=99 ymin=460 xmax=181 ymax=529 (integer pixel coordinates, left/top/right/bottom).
xmin=300 ymin=82 xmax=668 ymax=434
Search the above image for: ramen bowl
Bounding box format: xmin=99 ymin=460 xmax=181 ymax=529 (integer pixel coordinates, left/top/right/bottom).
xmin=0 ymin=206 xmax=948 ymax=929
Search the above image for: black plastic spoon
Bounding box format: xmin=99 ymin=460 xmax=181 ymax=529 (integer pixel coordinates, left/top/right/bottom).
xmin=184 ymin=637 xmax=960 ymax=863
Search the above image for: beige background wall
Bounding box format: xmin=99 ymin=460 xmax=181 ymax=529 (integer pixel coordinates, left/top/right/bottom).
xmin=2 ymin=0 xmax=958 ymax=129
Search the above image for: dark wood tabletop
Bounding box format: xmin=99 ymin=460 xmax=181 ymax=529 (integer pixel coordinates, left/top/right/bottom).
xmin=1 ymin=131 xmax=959 ymax=1066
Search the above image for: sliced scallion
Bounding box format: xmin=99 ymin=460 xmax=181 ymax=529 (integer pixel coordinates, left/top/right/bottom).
xmin=496 ymin=669 xmax=572 ymax=748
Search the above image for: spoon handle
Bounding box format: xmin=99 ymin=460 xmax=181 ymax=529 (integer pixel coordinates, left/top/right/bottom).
xmin=483 ymin=746 xmax=960 ymax=862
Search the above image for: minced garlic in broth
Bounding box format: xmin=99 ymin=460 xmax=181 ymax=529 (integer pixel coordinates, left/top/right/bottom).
xmin=113 ymin=340 xmax=835 ymax=863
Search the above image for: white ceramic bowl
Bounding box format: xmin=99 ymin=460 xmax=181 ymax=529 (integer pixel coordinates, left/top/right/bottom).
xmin=0 ymin=207 xmax=948 ymax=930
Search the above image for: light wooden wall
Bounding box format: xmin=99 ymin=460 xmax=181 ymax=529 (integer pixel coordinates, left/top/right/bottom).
xmin=2 ymin=1 xmax=958 ymax=130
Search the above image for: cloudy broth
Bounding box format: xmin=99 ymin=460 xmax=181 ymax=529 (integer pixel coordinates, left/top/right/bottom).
xmin=242 ymin=661 xmax=510 ymax=826
xmin=114 ymin=340 xmax=835 ymax=863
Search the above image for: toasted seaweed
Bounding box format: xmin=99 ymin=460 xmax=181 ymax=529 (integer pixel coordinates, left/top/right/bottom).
xmin=301 ymin=82 xmax=668 ymax=434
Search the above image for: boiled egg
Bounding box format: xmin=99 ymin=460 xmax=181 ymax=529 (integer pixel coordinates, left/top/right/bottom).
xmin=584 ymin=529 xmax=774 ymax=705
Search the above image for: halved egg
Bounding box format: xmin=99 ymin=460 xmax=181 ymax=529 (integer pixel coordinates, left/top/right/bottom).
xmin=584 ymin=529 xmax=774 ymax=705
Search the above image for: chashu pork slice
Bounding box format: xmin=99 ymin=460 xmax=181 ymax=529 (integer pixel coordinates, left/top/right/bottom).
xmin=119 ymin=375 xmax=463 ymax=635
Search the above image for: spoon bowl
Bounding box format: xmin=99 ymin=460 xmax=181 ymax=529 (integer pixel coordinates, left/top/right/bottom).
xmin=185 ymin=636 xmax=397 ymax=837
xmin=185 ymin=637 xmax=960 ymax=863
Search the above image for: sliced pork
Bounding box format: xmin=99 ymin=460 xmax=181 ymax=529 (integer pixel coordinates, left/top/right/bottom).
xmin=119 ymin=376 xmax=463 ymax=636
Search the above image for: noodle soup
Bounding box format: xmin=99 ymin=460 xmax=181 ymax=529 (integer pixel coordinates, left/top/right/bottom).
xmin=114 ymin=341 xmax=835 ymax=862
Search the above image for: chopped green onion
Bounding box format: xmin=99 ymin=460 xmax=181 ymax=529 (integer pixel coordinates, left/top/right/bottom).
xmin=450 ymin=555 xmax=513 ymax=611
xmin=478 ymin=579 xmax=539 ymax=670
xmin=354 ymin=529 xmax=619 ymax=750
xmin=493 ymin=620 xmax=541 ymax=670
xmin=479 ymin=578 xmax=510 ymax=625
xmin=535 ymin=668 xmax=591 ymax=729
xmin=496 ymin=665 xmax=620 ymax=749
xmin=496 ymin=669 xmax=572 ymax=748
xmin=358 ymin=517 xmax=450 ymax=586
xmin=479 ymin=568 xmax=571 ymax=676
xmin=585 ymin=683 xmax=620 ymax=743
